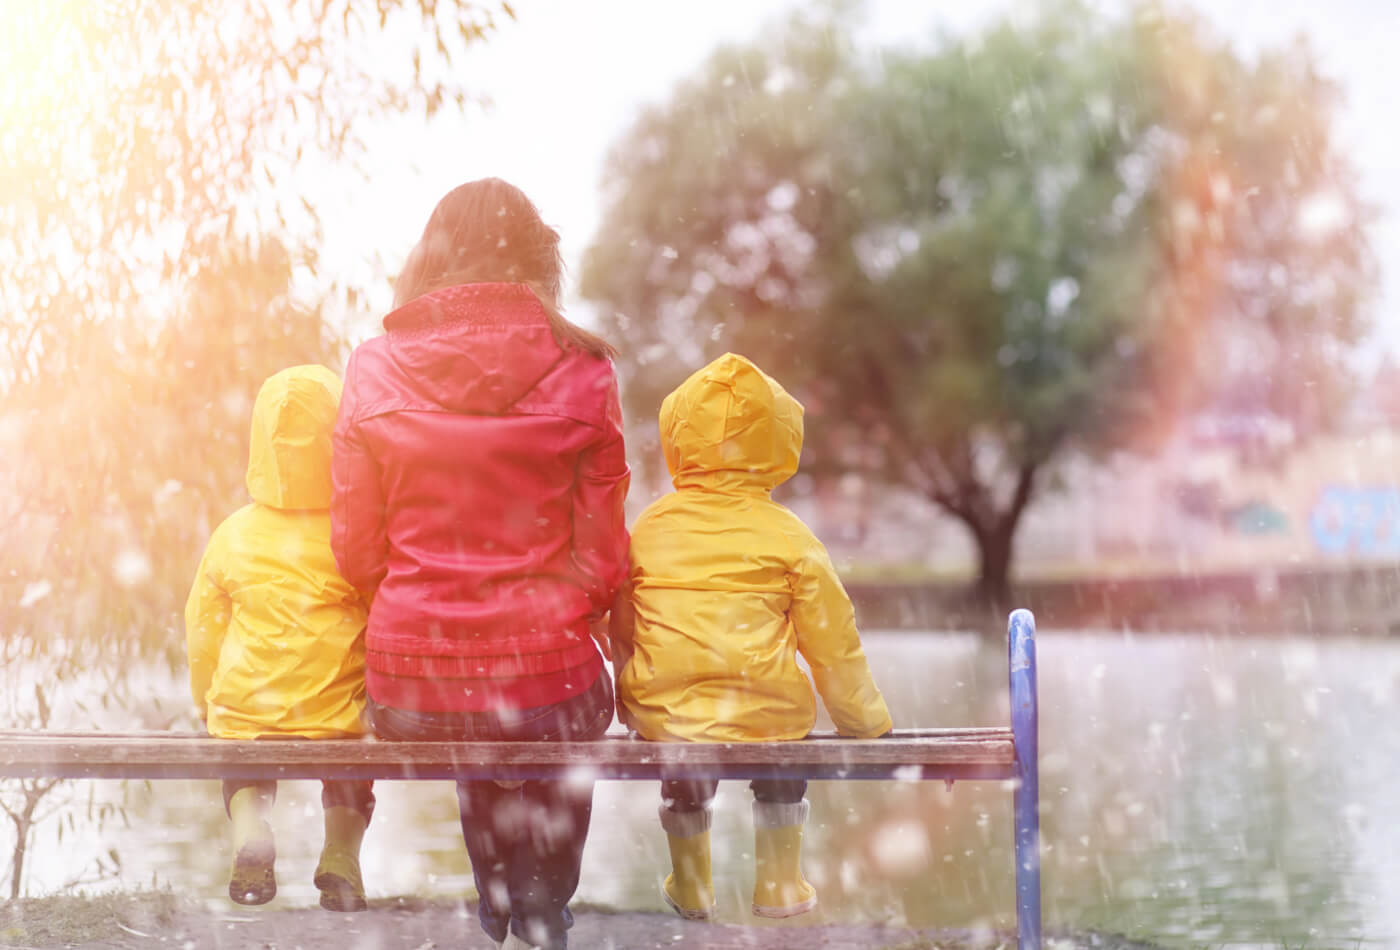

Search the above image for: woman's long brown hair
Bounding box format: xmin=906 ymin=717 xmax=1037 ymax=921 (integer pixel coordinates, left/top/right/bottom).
xmin=392 ymin=178 xmax=615 ymax=359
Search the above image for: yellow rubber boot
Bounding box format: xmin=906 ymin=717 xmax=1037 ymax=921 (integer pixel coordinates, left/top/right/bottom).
xmin=228 ymin=785 xmax=277 ymax=905
xmin=752 ymin=800 xmax=817 ymax=918
xmin=314 ymin=806 xmax=369 ymax=912
xmin=658 ymin=804 xmax=715 ymax=920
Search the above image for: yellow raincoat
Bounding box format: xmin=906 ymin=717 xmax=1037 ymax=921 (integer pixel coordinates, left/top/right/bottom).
xmin=185 ymin=365 xmax=368 ymax=739
xmin=615 ymin=353 xmax=892 ymax=742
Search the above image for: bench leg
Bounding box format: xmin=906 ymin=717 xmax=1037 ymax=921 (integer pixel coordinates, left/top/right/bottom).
xmin=1009 ymin=608 xmax=1041 ymax=950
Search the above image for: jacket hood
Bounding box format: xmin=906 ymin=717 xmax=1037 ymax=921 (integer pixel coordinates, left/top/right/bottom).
xmin=246 ymin=364 xmax=342 ymax=510
xmin=381 ymin=283 xmax=564 ymax=414
xmin=660 ymin=352 xmax=803 ymax=492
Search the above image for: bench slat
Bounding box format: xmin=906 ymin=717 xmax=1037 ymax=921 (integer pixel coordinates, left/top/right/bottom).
xmin=0 ymin=729 xmax=1015 ymax=782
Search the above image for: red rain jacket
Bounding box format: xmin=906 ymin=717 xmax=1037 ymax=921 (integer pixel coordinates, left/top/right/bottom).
xmin=331 ymin=283 xmax=630 ymax=712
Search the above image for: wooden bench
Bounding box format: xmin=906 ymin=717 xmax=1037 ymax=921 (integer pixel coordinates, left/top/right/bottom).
xmin=0 ymin=610 xmax=1042 ymax=950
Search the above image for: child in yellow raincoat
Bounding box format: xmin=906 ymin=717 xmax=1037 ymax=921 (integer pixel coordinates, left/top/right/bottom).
xmin=185 ymin=365 xmax=372 ymax=911
xmin=611 ymin=352 xmax=893 ymax=921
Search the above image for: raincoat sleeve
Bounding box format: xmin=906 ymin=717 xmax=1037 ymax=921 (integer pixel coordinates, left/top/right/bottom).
xmin=568 ymin=369 xmax=631 ymax=617
xmin=607 ymin=578 xmax=637 ymax=670
xmin=607 ymin=578 xmax=638 ymax=730
xmin=331 ymin=351 xmax=389 ymax=597
xmin=184 ymin=528 xmax=232 ymax=721
xmin=789 ymin=531 xmax=893 ymax=738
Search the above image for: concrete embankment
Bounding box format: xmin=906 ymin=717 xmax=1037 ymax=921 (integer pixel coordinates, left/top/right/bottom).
xmin=846 ymin=563 xmax=1400 ymax=635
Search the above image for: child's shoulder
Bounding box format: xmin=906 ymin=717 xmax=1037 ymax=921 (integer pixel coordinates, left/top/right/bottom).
xmin=209 ymin=502 xmax=256 ymax=530
xmin=633 ymin=489 xmax=688 ymax=518
xmin=770 ymin=502 xmax=828 ymax=545
xmin=195 ymin=503 xmax=255 ymax=563
xmin=633 ymin=491 xmax=821 ymax=549
xmin=631 ymin=488 xmax=742 ymax=524
xmin=208 ymin=502 xmax=283 ymax=544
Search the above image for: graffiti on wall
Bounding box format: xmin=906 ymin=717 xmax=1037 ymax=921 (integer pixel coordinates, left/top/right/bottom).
xmin=1309 ymin=485 xmax=1400 ymax=556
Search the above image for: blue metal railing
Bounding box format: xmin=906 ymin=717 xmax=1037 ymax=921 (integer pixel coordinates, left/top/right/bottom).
xmin=1009 ymin=607 xmax=1042 ymax=950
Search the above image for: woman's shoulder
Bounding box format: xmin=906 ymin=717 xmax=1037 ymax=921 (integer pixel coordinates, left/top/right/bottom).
xmin=338 ymin=334 xmax=411 ymax=419
xmin=554 ymin=344 xmax=618 ymax=378
xmin=339 ymin=335 xmax=390 ymax=394
xmin=345 ymin=333 xmax=392 ymax=370
xmin=515 ymin=347 xmax=619 ymax=424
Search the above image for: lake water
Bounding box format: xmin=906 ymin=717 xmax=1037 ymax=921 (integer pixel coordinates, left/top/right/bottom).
xmin=11 ymin=631 xmax=1400 ymax=948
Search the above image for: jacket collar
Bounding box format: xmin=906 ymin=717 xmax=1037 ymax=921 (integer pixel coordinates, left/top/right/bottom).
xmin=384 ymin=282 xmax=545 ymax=332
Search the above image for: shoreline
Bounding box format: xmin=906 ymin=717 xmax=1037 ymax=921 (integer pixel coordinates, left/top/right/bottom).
xmin=845 ymin=563 xmax=1400 ymax=636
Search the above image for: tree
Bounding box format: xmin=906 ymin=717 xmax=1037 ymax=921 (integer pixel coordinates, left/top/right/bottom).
xmin=0 ymin=234 xmax=342 ymax=894
xmin=581 ymin=2 xmax=1374 ymax=610
xmin=0 ymin=1 xmax=511 ymax=656
xmin=0 ymin=0 xmax=511 ymax=392
xmin=1 ymin=234 xmax=338 ymax=652
xmin=0 ymin=1 xmax=511 ymax=890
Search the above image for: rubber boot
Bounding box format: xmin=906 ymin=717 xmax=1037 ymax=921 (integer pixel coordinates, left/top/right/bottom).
xmin=658 ymin=804 xmax=715 ymax=920
xmin=228 ymin=785 xmax=276 ymax=905
xmin=313 ymin=806 xmax=369 ymax=912
xmin=751 ymin=800 xmax=818 ymax=918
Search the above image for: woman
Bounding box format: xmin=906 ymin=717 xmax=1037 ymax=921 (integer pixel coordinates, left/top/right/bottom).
xmin=331 ymin=178 xmax=629 ymax=950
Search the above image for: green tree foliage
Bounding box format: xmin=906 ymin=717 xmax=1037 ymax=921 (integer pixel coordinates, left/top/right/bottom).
xmin=1 ymin=0 xmax=511 ymax=389
xmin=0 ymin=1 xmax=512 ymax=893
xmin=2 ymin=240 xmax=333 ymax=659
xmin=0 ymin=0 xmax=510 ymax=658
xmin=581 ymin=2 xmax=1374 ymax=607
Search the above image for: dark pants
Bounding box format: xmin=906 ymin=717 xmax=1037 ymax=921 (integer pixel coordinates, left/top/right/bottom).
xmin=221 ymin=778 xmax=376 ymax=824
xmin=369 ymin=672 xmax=613 ymax=950
xmin=661 ymin=777 xmax=807 ymax=813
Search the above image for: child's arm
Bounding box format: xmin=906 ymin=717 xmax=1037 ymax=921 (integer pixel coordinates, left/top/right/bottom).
xmin=790 ymin=534 xmax=893 ymax=738
xmin=607 ymin=579 xmax=637 ymax=731
xmin=607 ymin=578 xmax=637 ymax=673
xmin=184 ymin=534 xmax=232 ymax=726
xmin=568 ymin=369 xmax=631 ymax=618
xmin=331 ymin=352 xmax=389 ymax=595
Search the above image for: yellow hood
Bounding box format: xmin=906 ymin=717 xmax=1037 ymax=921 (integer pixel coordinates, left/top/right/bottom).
xmin=245 ymin=365 xmax=342 ymax=510
xmin=660 ymin=353 xmax=803 ymax=492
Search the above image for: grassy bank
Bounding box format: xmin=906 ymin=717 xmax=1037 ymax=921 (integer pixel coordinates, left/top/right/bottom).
xmin=0 ymin=890 xmax=179 ymax=947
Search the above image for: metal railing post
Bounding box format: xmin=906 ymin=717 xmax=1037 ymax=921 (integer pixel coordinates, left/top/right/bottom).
xmin=1008 ymin=608 xmax=1042 ymax=950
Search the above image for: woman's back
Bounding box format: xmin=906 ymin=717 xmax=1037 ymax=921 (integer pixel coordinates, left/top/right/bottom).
xmin=333 ymin=282 xmax=629 ymax=711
